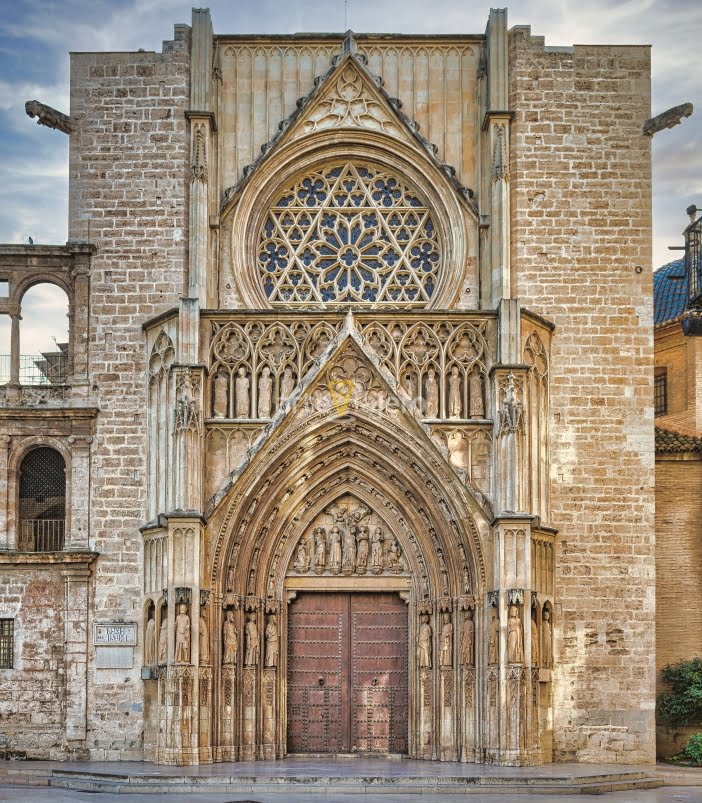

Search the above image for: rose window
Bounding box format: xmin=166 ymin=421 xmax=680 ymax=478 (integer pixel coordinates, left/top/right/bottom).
xmin=257 ymin=162 xmax=441 ymax=306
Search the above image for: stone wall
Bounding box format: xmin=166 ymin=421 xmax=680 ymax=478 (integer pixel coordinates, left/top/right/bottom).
xmin=67 ymin=28 xmax=190 ymax=759
xmin=655 ymin=454 xmax=702 ymax=679
xmin=509 ymin=30 xmax=655 ymax=762
xmin=655 ymin=323 xmax=702 ymax=432
xmin=0 ymin=564 xmax=65 ymax=758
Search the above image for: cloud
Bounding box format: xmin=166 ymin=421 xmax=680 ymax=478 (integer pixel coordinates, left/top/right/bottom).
xmin=0 ymin=0 xmax=698 ymax=272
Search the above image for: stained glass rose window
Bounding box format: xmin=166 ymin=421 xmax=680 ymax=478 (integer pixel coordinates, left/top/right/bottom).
xmin=257 ymin=162 xmax=441 ymax=306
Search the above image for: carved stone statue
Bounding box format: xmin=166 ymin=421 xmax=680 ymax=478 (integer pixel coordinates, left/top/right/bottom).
xmin=245 ymin=614 xmax=259 ymax=666
xmin=370 ymin=526 xmax=384 ymax=573
xmin=158 ymin=613 xmax=168 ymax=664
xmin=293 ymin=537 xmax=310 ymax=573
xmin=174 ymin=604 xmax=191 ymax=664
xmin=342 ymin=527 xmax=356 ymax=574
xmin=469 ymin=370 xmax=484 ymax=419
xmin=542 ymin=609 xmax=552 ymax=666
xmin=531 ymin=617 xmax=539 ymax=666
xmin=313 ymin=527 xmax=327 ymax=574
xmin=439 ymin=612 xmax=453 ymax=667
xmin=265 ymin=615 xmax=279 ymax=668
xmin=213 ymin=371 xmax=228 ymax=418
xmin=258 ymin=366 xmax=273 ymax=418
xmin=418 ymin=615 xmax=432 ymax=668
xmin=448 ymin=366 xmax=462 ymax=418
xmin=223 ymin=610 xmax=238 ymax=665
xmin=424 ymin=368 xmax=439 ymax=418
xmin=328 ymin=526 xmax=342 ymax=573
xmin=488 ymin=609 xmax=499 ymax=665
xmin=199 ymin=614 xmax=209 ymax=664
xmin=235 ymin=366 xmax=250 ymax=418
xmin=142 ymin=611 xmax=154 ymax=667
xmin=226 ymin=565 xmax=235 ymax=593
xmin=460 ymin=610 xmax=474 ymax=667
xmin=280 ymin=366 xmax=295 ymax=401
xmin=507 ymin=605 xmax=523 ymax=664
xmin=403 ymin=372 xmax=417 ymax=402
xmin=356 ymin=525 xmax=369 ymax=573
xmin=386 ymin=535 xmax=402 ymax=572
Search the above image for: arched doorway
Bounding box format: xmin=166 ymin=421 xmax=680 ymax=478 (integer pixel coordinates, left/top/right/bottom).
xmin=205 ymin=341 xmax=489 ymax=763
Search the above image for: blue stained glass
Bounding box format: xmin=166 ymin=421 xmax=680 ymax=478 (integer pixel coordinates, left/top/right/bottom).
xmin=300 ymin=249 xmax=314 ymax=266
xmin=383 ymin=250 xmax=400 ymax=267
xmin=326 ymin=167 xmax=342 ymax=178
xmin=321 ymin=212 xmax=335 ymax=228
xmin=341 ymin=249 xmax=357 ymax=267
xmin=350 ymin=270 xmax=362 ymax=290
xmin=264 ymin=218 xmax=275 ymax=235
xmin=362 ymin=214 xmax=377 ymax=228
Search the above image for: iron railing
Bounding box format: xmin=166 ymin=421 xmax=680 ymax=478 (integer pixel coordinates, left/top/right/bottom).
xmin=18 ymin=519 xmax=65 ymax=552
xmin=686 ymin=213 xmax=702 ymax=305
xmin=0 ymin=354 xmax=67 ymax=385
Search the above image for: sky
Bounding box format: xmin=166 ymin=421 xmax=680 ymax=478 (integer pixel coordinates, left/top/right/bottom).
xmin=0 ymin=0 xmax=699 ymax=356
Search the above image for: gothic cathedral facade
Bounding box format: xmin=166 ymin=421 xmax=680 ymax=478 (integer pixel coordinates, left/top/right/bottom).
xmin=0 ymin=9 xmax=655 ymax=766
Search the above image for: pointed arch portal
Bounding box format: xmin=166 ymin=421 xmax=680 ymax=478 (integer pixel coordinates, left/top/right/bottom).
xmin=199 ymin=332 xmax=490 ymax=762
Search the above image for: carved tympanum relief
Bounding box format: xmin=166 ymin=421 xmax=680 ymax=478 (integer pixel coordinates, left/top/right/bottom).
xmin=257 ymin=161 xmax=441 ymax=306
xmin=287 ymin=494 xmax=408 ymax=577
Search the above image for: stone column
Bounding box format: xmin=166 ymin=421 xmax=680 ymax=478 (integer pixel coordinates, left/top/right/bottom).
xmin=9 ymin=311 xmax=20 ymax=384
xmin=157 ymin=516 xmax=207 ymax=765
xmin=0 ymin=436 xmax=9 ymax=550
xmin=67 ymin=435 xmax=91 ymax=549
xmin=488 ymin=519 xmax=539 ymax=765
xmin=69 ymin=256 xmax=91 ymax=385
xmin=63 ymin=566 xmax=92 ymax=754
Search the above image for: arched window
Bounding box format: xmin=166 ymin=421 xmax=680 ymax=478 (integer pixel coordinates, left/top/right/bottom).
xmin=257 ymin=161 xmax=441 ymax=307
xmin=19 ymin=283 xmax=69 ymax=384
xmin=18 ymin=447 xmax=66 ymax=551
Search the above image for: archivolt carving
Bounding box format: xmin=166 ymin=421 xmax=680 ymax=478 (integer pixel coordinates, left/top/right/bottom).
xmin=210 ymin=401 xmax=487 ymax=599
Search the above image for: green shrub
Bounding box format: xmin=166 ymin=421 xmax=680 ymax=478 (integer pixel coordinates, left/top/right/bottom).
xmin=676 ymin=733 xmax=702 ymax=766
xmin=657 ymin=657 xmax=702 ymax=730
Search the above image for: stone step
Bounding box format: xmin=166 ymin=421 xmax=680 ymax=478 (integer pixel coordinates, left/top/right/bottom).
xmin=0 ymin=765 xmax=661 ymax=796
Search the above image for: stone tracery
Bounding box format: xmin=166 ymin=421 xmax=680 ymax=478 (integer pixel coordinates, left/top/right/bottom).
xmin=257 ymin=161 xmax=441 ymax=306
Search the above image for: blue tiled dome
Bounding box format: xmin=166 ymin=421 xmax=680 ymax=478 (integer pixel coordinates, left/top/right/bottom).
xmin=654 ymin=258 xmax=687 ymax=326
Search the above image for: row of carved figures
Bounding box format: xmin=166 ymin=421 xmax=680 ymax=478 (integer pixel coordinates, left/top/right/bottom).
xmin=212 ymin=366 xmax=294 ymax=419
xmin=486 ymin=605 xmax=553 ymax=667
xmin=210 ymin=364 xmax=485 ymax=420
xmin=417 ymin=607 xmax=553 ymax=669
xmin=144 ymin=604 xmax=553 ymax=671
xmin=293 ymin=525 xmax=404 ymax=575
xmin=402 ymin=366 xmax=484 ymax=419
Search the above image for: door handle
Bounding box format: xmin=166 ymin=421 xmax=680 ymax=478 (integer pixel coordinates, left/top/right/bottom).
xmin=372 ymin=677 xmax=379 ymax=686
xmin=318 ymin=676 xmax=325 ymax=686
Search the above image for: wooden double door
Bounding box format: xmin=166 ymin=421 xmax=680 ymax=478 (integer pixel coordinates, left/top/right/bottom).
xmin=287 ymin=592 xmax=408 ymax=754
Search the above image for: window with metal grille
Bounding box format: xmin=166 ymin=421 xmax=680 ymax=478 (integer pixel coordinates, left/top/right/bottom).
xmin=654 ymin=371 xmax=668 ymax=417
xmin=18 ymin=447 xmax=66 ymax=551
xmin=0 ymin=619 xmax=14 ymax=668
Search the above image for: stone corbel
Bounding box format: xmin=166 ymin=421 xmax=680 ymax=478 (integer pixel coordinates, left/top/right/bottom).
xmin=199 ymin=589 xmax=210 ymax=608
xmin=487 ymin=590 xmax=499 ymax=607
xmin=222 ymin=593 xmax=240 ymax=609
xmin=458 ymin=594 xmax=476 ymax=611
xmin=244 ymin=595 xmax=261 ymax=613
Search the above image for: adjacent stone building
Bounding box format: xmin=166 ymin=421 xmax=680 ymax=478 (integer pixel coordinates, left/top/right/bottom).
xmin=653 ymin=255 xmax=702 ymax=757
xmin=0 ymin=8 xmax=655 ymax=765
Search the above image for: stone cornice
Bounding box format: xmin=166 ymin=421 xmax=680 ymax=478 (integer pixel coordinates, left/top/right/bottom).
xmin=0 ymin=550 xmax=99 ymax=567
